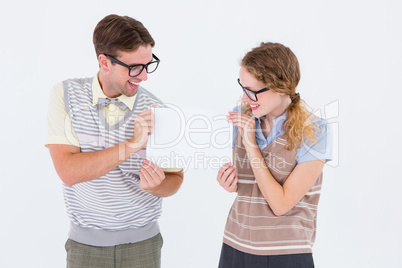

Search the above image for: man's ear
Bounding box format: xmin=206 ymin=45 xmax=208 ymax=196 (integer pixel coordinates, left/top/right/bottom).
xmin=98 ymin=54 xmax=110 ymax=72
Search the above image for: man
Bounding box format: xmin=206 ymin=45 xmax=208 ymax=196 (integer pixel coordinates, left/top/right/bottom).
xmin=46 ymin=14 xmax=183 ymax=268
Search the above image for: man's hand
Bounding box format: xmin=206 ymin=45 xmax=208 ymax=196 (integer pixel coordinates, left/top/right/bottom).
xmin=126 ymin=106 xmax=155 ymax=153
xmin=139 ymin=159 xmax=166 ymax=191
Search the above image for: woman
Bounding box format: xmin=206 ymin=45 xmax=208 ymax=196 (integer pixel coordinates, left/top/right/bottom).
xmin=217 ymin=42 xmax=333 ymax=268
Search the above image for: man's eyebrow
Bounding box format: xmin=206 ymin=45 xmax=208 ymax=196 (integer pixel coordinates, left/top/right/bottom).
xmin=126 ymin=57 xmax=154 ymax=67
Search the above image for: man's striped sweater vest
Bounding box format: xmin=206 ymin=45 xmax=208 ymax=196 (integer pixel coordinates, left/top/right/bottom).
xmin=62 ymin=77 xmax=165 ymax=246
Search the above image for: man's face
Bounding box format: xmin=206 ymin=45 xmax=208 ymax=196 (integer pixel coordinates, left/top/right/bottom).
xmin=101 ymin=45 xmax=153 ymax=98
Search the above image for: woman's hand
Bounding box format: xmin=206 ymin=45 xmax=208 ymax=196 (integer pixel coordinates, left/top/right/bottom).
xmin=217 ymin=162 xmax=238 ymax=193
xmin=228 ymin=112 xmax=257 ymax=149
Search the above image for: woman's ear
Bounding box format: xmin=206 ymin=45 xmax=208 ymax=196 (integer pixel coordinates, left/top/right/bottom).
xmin=98 ymin=54 xmax=109 ymax=72
xmin=278 ymin=81 xmax=292 ymax=96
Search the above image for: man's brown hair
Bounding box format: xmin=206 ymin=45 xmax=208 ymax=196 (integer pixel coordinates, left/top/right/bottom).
xmin=93 ymin=14 xmax=155 ymax=58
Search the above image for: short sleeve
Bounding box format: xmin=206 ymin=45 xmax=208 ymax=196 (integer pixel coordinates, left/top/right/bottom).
xmin=45 ymin=82 xmax=80 ymax=147
xmin=296 ymin=118 xmax=333 ymax=164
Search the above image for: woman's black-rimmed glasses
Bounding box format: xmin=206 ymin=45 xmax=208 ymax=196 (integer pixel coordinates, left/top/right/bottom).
xmin=237 ymin=78 xmax=270 ymax=102
xmin=105 ymin=54 xmax=160 ymax=77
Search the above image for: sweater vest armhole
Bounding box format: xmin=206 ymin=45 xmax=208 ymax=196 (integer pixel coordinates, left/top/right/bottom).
xmin=63 ymin=79 xmax=71 ymax=115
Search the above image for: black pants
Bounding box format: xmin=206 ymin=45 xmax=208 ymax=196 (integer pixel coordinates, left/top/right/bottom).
xmin=218 ymin=243 xmax=314 ymax=268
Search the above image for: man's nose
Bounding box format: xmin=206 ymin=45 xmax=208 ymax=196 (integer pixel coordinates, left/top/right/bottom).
xmin=137 ymin=68 xmax=148 ymax=81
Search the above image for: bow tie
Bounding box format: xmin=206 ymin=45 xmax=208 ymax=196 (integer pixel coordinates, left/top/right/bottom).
xmin=97 ymin=98 xmax=128 ymax=110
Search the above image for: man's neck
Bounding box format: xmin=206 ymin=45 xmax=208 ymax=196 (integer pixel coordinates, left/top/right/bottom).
xmin=98 ymin=71 xmax=122 ymax=98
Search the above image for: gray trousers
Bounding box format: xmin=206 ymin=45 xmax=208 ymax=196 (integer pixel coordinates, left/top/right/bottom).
xmin=65 ymin=233 xmax=163 ymax=268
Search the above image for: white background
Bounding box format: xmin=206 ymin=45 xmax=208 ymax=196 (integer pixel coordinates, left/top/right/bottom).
xmin=1 ymin=0 xmax=401 ymax=267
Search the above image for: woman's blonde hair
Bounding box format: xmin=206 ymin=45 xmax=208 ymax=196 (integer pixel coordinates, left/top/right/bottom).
xmin=241 ymin=42 xmax=317 ymax=151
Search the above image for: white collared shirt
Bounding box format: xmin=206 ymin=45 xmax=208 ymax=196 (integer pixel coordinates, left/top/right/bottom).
xmin=46 ymin=73 xmax=137 ymax=147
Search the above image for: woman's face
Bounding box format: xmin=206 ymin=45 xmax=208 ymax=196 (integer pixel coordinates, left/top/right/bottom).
xmin=239 ymin=67 xmax=289 ymax=118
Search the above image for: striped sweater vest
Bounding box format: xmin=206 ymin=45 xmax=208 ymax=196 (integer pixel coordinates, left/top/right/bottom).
xmin=63 ymin=77 xmax=165 ymax=238
xmin=223 ymin=133 xmax=323 ymax=255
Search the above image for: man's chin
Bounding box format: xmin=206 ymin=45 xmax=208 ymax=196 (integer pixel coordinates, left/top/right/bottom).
xmin=124 ymin=89 xmax=138 ymax=97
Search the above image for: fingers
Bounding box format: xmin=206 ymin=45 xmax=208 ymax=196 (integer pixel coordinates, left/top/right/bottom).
xmin=136 ymin=109 xmax=154 ymax=136
xmin=127 ymin=106 xmax=157 ymax=151
xmin=148 ymin=106 xmax=155 ymax=136
xmin=143 ymin=159 xmax=164 ymax=178
xmin=132 ymin=107 xmax=155 ymax=148
xmin=139 ymin=159 xmax=165 ymax=190
xmin=217 ymin=162 xmax=232 ymax=178
xmin=217 ymin=163 xmax=238 ymax=193
xmin=228 ymin=112 xmax=254 ymax=130
xmin=228 ymin=112 xmax=257 ymax=148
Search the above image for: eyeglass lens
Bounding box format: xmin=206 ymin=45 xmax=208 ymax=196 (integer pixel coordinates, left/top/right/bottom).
xmin=244 ymin=89 xmax=257 ymax=101
xmin=129 ymin=61 xmax=159 ymax=77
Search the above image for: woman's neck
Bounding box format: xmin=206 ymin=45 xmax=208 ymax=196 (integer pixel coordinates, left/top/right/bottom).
xmin=260 ymin=99 xmax=290 ymax=138
xmin=260 ymin=116 xmax=273 ymax=139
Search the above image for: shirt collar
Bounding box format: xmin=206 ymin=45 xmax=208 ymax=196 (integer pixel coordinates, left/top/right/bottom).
xmin=271 ymin=112 xmax=287 ymax=135
xmin=91 ymin=72 xmax=136 ymax=110
xmin=254 ymin=111 xmax=287 ymax=146
xmin=254 ymin=112 xmax=287 ymax=133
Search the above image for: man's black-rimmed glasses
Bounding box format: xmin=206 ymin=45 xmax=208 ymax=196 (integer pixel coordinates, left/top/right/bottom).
xmin=237 ymin=78 xmax=270 ymax=102
xmin=105 ymin=54 xmax=160 ymax=77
